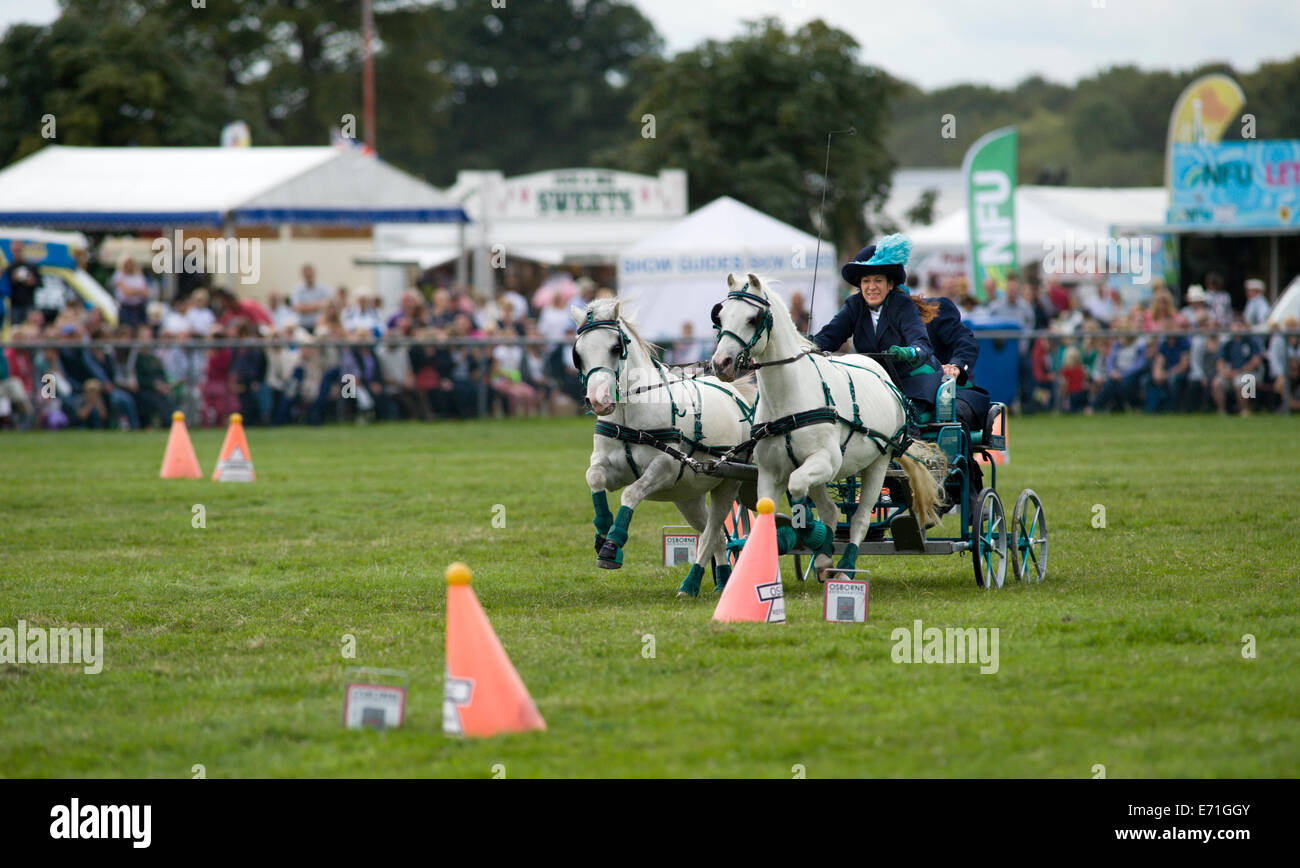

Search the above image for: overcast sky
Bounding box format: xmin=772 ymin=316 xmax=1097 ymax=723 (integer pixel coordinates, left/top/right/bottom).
xmin=3 ymin=0 xmax=1296 ymax=89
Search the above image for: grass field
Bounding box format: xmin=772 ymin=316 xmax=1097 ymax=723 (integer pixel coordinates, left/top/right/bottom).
xmin=2 ymin=414 xmax=1297 ymax=778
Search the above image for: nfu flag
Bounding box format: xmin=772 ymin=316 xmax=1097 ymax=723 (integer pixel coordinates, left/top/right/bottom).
xmin=964 ymin=126 xmax=1018 ymax=302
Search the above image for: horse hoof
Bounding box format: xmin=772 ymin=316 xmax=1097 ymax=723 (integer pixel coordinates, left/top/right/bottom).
xmin=597 ymin=540 xmax=623 ymax=569
xmin=675 ymin=589 xmax=697 ymax=599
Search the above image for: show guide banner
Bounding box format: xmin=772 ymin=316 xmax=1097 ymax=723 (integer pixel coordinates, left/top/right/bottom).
xmin=963 ymin=126 xmax=1018 ymax=302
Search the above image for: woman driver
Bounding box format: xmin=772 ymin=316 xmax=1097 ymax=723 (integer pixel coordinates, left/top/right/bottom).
xmin=812 ymin=234 xmax=942 ymax=424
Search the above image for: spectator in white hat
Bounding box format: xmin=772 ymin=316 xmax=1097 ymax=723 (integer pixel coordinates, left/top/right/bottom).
xmin=1242 ymin=278 xmax=1270 ymax=327
xmin=1180 ymin=284 xmax=1208 ymax=324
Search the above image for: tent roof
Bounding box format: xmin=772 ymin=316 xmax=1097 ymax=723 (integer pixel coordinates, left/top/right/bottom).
xmin=621 ymin=195 xmax=823 ymax=254
xmin=0 ymin=146 xmax=467 ymax=229
xmin=908 ymin=186 xmax=1168 ymax=256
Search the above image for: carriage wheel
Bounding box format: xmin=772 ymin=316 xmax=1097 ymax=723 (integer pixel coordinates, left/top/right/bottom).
xmin=971 ymin=488 xmax=1007 ymax=589
xmin=1010 ymin=489 xmax=1048 ymax=583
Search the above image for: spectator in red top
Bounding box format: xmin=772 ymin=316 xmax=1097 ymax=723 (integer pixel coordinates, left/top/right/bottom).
xmin=214 ymin=288 xmax=273 ymax=330
xmin=1029 ymin=336 xmax=1057 ymax=412
xmin=1059 ymin=346 xmax=1088 ymax=413
xmin=1047 ymin=281 xmax=1071 ymax=316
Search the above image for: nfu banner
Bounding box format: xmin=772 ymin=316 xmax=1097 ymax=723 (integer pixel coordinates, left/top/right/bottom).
xmin=963 ymin=126 xmax=1018 ymax=302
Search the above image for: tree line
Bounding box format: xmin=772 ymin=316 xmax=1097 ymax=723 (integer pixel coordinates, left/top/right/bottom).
xmin=2 ymin=0 xmax=1297 ymax=254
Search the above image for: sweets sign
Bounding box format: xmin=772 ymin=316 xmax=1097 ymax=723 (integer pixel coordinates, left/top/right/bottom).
xmin=499 ymin=169 xmax=684 ymax=220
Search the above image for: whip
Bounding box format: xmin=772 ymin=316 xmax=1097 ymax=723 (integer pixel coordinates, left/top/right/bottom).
xmin=808 ymin=127 xmax=855 ymax=335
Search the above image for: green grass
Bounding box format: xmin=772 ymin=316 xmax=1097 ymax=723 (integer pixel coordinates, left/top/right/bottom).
xmin=1 ymin=414 xmax=1297 ymax=778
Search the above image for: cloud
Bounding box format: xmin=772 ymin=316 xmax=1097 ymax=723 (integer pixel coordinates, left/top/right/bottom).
xmin=637 ymin=0 xmax=1300 ymax=89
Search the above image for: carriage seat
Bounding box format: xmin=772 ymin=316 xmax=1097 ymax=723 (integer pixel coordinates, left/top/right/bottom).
xmin=929 ymin=378 xmax=1005 ymax=449
xmin=971 ymin=403 xmax=1007 ymax=450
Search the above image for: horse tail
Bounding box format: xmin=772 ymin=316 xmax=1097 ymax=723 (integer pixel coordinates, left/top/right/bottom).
xmin=897 ymin=441 xmax=947 ymax=527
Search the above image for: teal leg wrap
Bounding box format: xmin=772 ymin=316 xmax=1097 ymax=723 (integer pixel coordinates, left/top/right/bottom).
xmin=592 ymin=492 xmax=613 ymax=535
xmin=677 ymin=563 xmax=705 ymax=597
xmin=606 ymin=506 xmax=633 ymax=547
xmin=776 ymin=525 xmax=797 ymax=555
xmin=713 ymin=563 xmax=731 ymax=593
xmin=798 ymin=520 xmax=834 ymax=556
xmin=837 ymin=542 xmax=860 ymax=572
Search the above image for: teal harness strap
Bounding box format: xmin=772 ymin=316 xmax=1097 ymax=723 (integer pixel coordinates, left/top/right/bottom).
xmin=594 ymin=418 xmax=737 ymax=479
xmin=748 ymin=353 xmax=916 ymax=464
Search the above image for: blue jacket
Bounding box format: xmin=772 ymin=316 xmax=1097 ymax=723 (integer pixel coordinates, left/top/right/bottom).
xmin=918 ymin=296 xmax=992 ymax=425
xmin=925 ymin=297 xmax=979 ymax=383
xmin=813 ymin=289 xmax=942 ymax=410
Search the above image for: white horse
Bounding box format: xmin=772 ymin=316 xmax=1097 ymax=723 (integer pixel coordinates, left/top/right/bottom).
xmin=573 ymin=299 xmax=756 ymax=598
xmin=709 ymin=273 xmax=945 ymax=578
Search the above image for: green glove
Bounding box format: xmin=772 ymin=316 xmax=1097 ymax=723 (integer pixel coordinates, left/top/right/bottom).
xmin=888 ymin=345 xmax=919 ymax=363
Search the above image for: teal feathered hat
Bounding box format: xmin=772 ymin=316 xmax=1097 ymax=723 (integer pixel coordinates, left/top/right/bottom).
xmin=842 ymin=234 xmax=911 ymax=289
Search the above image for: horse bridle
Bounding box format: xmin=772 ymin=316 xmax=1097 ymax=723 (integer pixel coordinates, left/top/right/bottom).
xmin=711 ymin=284 xmax=773 ymax=371
xmin=572 ymin=310 xmax=630 ymax=399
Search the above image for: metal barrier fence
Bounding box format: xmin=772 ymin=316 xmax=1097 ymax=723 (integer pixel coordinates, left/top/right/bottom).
xmin=3 ymin=328 xmax=1298 ymax=428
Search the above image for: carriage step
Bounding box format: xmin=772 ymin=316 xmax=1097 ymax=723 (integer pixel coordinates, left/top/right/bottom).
xmin=889 ymin=514 xmax=927 ymax=553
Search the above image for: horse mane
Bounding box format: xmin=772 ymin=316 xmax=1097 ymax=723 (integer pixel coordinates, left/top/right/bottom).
xmin=753 ymin=277 xmax=815 ymax=350
xmin=587 ymin=297 xmax=663 ymax=362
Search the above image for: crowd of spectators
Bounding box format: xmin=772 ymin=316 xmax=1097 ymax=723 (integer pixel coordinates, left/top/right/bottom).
xmin=0 ymin=257 xmax=605 ymax=431
xmin=921 ymin=269 xmax=1300 ymax=415
xmin=2 ymin=247 xmax=1298 ymax=431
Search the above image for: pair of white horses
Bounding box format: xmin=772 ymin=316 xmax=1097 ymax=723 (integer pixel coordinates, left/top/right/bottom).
xmin=574 ymin=273 xmax=944 ymax=598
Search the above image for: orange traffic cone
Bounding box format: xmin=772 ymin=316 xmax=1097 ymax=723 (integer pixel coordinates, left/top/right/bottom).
xmin=713 ymin=497 xmax=785 ymax=623
xmin=160 ymin=411 xmax=202 ymax=479
xmin=443 ymin=563 xmax=545 ymax=737
xmin=212 ymin=413 xmax=255 ymax=482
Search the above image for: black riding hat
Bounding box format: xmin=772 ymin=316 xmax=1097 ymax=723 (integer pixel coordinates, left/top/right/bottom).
xmin=841 ymin=234 xmax=911 ymax=289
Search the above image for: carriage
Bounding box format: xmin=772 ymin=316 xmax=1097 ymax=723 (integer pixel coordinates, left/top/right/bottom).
xmin=713 ymin=376 xmax=1048 ymax=589
xmin=575 ymin=282 xmax=1048 ymax=597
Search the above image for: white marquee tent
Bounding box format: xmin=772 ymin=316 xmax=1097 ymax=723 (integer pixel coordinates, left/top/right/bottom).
xmin=617 ymin=196 xmax=838 ymax=339
xmin=0 ymin=145 xmax=467 ymax=228
xmin=906 ymin=186 xmax=1168 ymax=283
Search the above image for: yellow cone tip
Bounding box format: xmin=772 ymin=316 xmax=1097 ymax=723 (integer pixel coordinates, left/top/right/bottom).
xmin=757 ymin=497 xmax=775 ymax=514
xmin=445 ymin=562 xmax=472 ymax=585
xmin=230 ymin=413 xmax=243 ymax=424
xmin=172 ymin=411 xmax=185 ymax=422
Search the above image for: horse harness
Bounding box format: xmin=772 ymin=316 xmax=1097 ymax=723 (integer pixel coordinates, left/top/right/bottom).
xmin=575 ymin=309 xmax=754 ymax=480
xmin=712 ymin=287 xmax=916 ymax=468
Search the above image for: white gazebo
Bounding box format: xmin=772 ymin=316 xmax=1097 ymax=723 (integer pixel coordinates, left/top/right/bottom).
xmin=616 ymin=196 xmax=838 ymax=339
xmin=0 ymin=145 xmax=467 ymax=228
xmin=0 ymin=145 xmax=467 ymax=300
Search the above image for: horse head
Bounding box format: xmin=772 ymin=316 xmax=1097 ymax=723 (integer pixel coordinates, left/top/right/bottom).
xmin=711 ymin=273 xmax=775 ymax=381
xmin=571 ymin=299 xmax=631 ymax=416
